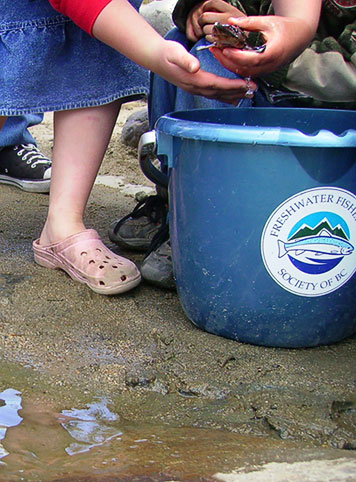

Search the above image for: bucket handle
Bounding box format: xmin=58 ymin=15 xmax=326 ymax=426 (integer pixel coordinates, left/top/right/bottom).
xmin=138 ymin=130 xmax=168 ymax=188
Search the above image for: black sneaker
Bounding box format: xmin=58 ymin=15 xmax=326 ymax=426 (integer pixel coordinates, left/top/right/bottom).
xmin=0 ymin=144 xmax=51 ymax=193
xmin=108 ymin=194 xmax=168 ymax=251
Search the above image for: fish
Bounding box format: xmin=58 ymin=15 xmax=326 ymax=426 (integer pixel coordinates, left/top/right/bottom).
xmin=195 ymin=22 xmax=266 ymax=97
xmin=196 ymin=22 xmax=266 ymax=52
xmin=277 ymin=229 xmax=354 ymax=259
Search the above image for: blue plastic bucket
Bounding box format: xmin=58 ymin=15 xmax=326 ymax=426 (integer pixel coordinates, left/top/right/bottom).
xmin=154 ymin=108 xmax=356 ymax=348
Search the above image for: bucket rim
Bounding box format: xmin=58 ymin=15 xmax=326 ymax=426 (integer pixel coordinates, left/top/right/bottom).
xmin=155 ymin=107 xmax=356 ymax=148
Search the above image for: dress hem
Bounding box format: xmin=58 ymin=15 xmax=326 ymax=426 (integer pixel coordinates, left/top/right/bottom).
xmin=0 ymin=88 xmax=148 ymax=116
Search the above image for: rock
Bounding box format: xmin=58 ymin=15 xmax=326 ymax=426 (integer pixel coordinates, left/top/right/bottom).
xmin=140 ymin=0 xmax=176 ymax=36
xmin=121 ymin=108 xmax=149 ymax=148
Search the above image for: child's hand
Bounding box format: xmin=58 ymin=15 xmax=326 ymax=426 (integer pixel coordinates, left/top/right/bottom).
xmin=186 ymin=0 xmax=245 ymax=43
xmin=210 ymin=15 xmax=316 ymax=78
xmin=155 ymin=40 xmax=255 ymax=104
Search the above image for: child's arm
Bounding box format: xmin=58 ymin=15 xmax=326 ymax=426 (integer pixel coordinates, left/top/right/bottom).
xmin=94 ymin=0 xmax=250 ymax=103
xmin=211 ymin=0 xmax=322 ymax=78
xmin=49 ymin=0 xmax=112 ymax=34
xmin=49 ymin=0 xmax=248 ymax=105
xmin=92 ymin=0 xmax=196 ymax=78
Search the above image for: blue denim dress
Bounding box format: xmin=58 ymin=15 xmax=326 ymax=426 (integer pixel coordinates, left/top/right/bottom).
xmin=0 ymin=0 xmax=149 ymax=115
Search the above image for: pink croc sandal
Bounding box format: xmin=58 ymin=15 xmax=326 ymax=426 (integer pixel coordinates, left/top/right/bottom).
xmin=32 ymin=229 xmax=141 ymax=295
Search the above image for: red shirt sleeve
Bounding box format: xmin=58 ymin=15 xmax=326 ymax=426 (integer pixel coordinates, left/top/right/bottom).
xmin=48 ymin=0 xmax=112 ymax=35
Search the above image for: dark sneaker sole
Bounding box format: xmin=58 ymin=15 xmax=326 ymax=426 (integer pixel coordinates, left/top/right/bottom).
xmin=0 ymin=175 xmax=50 ymax=193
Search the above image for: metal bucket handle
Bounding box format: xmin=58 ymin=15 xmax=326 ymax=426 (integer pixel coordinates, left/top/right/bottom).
xmin=138 ymin=131 xmax=168 ymax=188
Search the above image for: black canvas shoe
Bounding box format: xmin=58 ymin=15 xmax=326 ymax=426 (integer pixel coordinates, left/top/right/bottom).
xmin=109 ymin=194 xmax=168 ymax=251
xmin=0 ymin=144 xmax=51 ymax=193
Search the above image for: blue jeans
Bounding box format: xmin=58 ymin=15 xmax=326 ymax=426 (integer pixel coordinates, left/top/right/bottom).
xmin=0 ymin=115 xmax=43 ymax=148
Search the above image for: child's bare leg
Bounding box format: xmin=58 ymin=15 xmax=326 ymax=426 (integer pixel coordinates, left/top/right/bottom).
xmin=33 ymin=101 xmax=141 ymax=295
xmin=0 ymin=117 xmax=7 ymax=131
xmin=39 ymin=101 xmax=121 ymax=245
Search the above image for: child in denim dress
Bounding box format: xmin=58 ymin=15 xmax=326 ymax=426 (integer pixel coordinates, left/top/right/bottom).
xmin=0 ymin=0 xmax=244 ymax=295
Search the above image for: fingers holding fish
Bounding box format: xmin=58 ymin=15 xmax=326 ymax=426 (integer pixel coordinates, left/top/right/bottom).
xmin=221 ymin=15 xmax=316 ymax=78
xmin=198 ymin=6 xmax=246 ymax=43
xmin=186 ymin=1 xmax=208 ymax=43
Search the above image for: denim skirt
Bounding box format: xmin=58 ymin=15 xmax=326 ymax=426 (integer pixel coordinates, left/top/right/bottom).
xmin=0 ymin=0 xmax=149 ymax=115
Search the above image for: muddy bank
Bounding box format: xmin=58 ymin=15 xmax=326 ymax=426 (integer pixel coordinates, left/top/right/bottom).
xmin=0 ymin=101 xmax=355 ymax=455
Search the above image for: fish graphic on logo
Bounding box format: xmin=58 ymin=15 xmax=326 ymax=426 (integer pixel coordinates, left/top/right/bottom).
xmin=278 ymin=218 xmax=354 ymax=275
xmin=278 ymin=229 xmax=354 ymax=258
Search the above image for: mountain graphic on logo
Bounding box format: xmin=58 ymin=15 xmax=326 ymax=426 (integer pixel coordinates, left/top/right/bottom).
xmin=289 ymin=218 xmax=348 ymax=241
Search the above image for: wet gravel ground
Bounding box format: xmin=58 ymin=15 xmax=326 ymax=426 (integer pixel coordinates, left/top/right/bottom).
xmin=0 ymin=103 xmax=355 ymax=479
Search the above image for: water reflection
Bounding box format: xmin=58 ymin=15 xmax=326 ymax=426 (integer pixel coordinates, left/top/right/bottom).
xmin=1 ymin=389 xmax=352 ymax=482
xmin=0 ymin=389 xmax=283 ymax=481
xmin=59 ymin=398 xmax=122 ymax=456
xmin=0 ymin=389 xmax=23 ymax=462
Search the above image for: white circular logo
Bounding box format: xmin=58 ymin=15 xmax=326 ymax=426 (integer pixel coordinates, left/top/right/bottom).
xmin=261 ymin=187 xmax=356 ymax=297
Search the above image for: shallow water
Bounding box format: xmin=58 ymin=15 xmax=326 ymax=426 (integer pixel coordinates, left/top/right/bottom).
xmin=0 ymin=359 xmax=355 ymax=482
xmin=0 ymin=387 xmax=297 ymax=482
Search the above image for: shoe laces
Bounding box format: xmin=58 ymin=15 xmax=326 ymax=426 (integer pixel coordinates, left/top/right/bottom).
xmin=131 ymin=195 xmax=167 ymax=224
xmin=145 ymin=222 xmax=170 ymax=257
xmin=14 ymin=144 xmax=51 ymax=169
xmin=113 ymin=195 xmax=168 ymax=235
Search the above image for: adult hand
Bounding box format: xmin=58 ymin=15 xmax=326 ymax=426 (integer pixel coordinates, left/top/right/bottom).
xmin=186 ymin=0 xmax=245 ymax=43
xmin=210 ymin=15 xmax=317 ymax=78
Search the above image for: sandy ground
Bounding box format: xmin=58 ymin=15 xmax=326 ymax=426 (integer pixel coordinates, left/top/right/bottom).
xmin=0 ymin=100 xmax=355 ymax=479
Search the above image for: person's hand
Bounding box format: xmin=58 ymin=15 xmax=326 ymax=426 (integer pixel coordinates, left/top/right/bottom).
xmin=198 ymin=0 xmax=246 ymax=42
xmin=154 ymin=40 xmax=256 ymax=104
xmin=186 ymin=1 xmax=207 ymax=42
xmin=186 ymin=0 xmax=245 ymax=43
xmin=210 ymin=15 xmax=316 ymax=78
